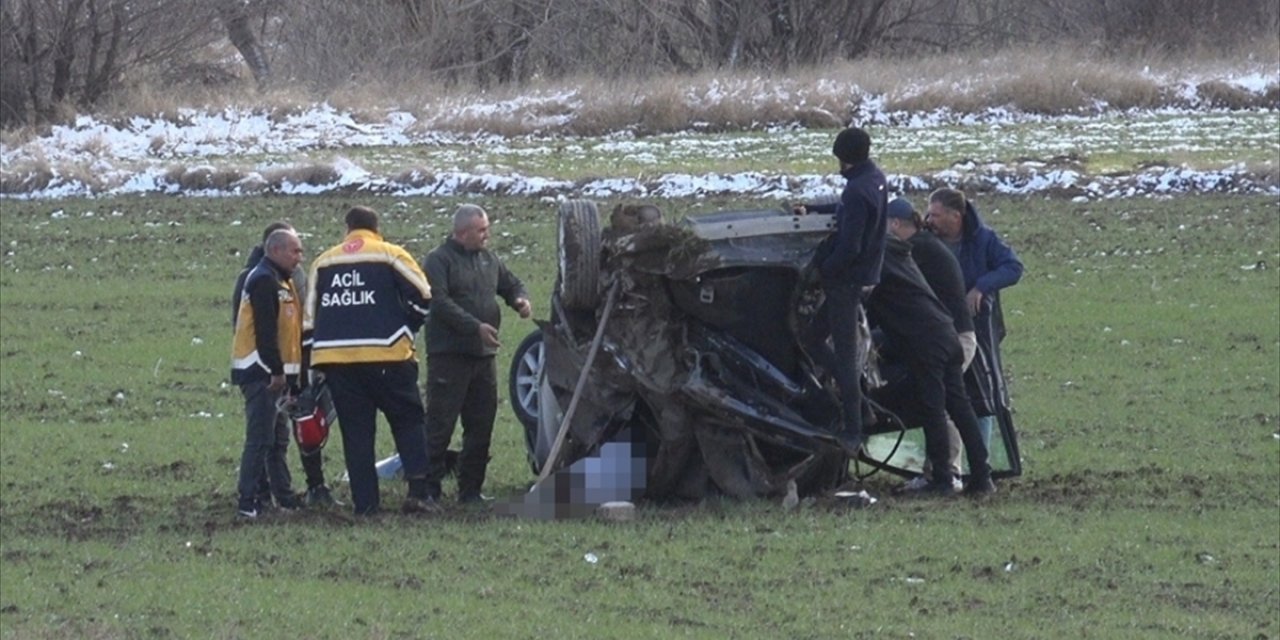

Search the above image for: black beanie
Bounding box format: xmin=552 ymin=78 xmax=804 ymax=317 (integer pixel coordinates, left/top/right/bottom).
xmin=832 ymin=127 xmax=871 ymax=165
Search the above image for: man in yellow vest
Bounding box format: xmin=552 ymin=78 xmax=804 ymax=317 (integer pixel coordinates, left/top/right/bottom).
xmin=231 ymin=228 xmax=305 ymax=519
xmin=305 ymin=206 xmax=435 ymax=516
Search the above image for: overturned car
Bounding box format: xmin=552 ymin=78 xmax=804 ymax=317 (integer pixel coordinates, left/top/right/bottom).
xmin=507 ymin=200 xmax=1020 ymax=510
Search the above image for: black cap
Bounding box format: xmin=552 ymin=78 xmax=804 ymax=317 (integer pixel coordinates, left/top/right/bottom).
xmin=832 ymin=127 xmax=871 ymax=165
xmin=886 ymin=198 xmax=916 ymax=220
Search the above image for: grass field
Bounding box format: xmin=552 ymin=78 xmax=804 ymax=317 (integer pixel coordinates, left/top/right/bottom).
xmin=1 ymin=193 xmax=1277 ymax=639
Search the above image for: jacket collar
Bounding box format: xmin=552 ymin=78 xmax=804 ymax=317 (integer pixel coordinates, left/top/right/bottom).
xmin=840 ymin=159 xmax=878 ymax=180
xmin=259 ymin=254 xmax=293 ymax=281
xmin=446 ymin=236 xmax=480 ymax=254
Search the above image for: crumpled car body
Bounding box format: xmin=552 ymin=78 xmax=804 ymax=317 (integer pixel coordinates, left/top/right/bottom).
xmin=509 ymin=201 xmax=1021 ymax=508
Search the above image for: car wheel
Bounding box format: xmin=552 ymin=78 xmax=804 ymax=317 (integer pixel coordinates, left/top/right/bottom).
xmin=557 ymin=199 xmax=602 ymax=310
xmin=508 ymin=329 xmax=544 ymax=457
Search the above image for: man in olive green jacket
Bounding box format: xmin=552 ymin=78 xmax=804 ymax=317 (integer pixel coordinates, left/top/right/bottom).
xmin=422 ymin=204 xmax=531 ymax=504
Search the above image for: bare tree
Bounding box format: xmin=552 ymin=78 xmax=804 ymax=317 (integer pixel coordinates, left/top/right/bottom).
xmin=0 ymin=0 xmax=224 ymax=127
xmin=218 ymin=0 xmax=270 ymax=87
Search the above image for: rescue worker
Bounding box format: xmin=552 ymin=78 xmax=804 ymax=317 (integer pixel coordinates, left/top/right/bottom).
xmin=304 ymin=206 xmax=435 ymax=516
xmin=231 ymin=228 xmax=305 ymax=518
xmin=232 ymin=221 xmax=337 ymax=508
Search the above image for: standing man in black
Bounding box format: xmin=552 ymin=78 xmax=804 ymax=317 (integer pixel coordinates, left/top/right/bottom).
xmin=305 ymin=206 xmax=436 ymax=516
xmin=804 ymin=127 xmax=888 ymax=456
xmin=864 ymin=232 xmax=996 ymax=496
xmin=886 ymin=197 xmax=977 ymax=492
xmin=422 ymin=204 xmax=532 ymax=504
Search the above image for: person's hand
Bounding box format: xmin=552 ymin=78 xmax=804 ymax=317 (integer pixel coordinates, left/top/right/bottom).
xmin=478 ymin=323 xmax=501 ymax=348
xmin=966 ymin=288 xmax=984 ymax=316
xmin=514 ymin=297 xmax=532 ymax=319
xmin=792 ymin=204 xmax=808 ymax=216
xmin=268 ymin=374 xmax=286 ymax=393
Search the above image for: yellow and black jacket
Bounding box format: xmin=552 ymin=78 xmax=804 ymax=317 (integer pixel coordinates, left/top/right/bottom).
xmin=304 ymin=229 xmax=431 ymax=365
xmin=231 ymin=258 xmax=302 ymax=385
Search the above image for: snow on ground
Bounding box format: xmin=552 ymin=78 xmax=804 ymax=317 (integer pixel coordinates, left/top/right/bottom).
xmin=1 ymin=78 xmax=1277 ymax=201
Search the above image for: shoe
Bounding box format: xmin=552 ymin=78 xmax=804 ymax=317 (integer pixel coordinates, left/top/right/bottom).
xmin=896 ymin=475 xmax=964 ymax=494
xmin=897 ymin=475 xmax=931 ymax=493
xmin=401 ymin=495 xmax=443 ymax=515
xmin=964 ymin=476 xmax=997 ymax=497
xmin=236 ymin=497 xmax=260 ymax=519
xmin=305 ymin=485 xmax=342 ymax=507
xmin=275 ymin=492 xmax=303 ymax=511
xmin=458 ymin=492 xmax=493 ymax=506
xmin=899 ymin=476 xmax=960 ymax=498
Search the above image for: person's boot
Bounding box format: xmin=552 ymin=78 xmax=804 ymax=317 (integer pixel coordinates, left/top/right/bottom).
xmin=964 ymin=474 xmax=997 ymax=497
xmin=305 ymin=484 xmax=342 ymax=507
xmin=402 ymin=477 xmax=442 ymax=514
xmin=917 ymin=471 xmax=960 ymax=497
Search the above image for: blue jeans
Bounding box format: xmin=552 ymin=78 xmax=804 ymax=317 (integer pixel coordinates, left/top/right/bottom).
xmin=237 ymin=380 xmax=293 ymax=502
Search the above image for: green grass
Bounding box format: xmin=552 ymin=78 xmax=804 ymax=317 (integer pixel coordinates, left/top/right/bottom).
xmin=1 ymin=194 xmax=1278 ymax=639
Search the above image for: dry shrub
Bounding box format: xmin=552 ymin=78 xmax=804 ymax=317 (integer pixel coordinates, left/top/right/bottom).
xmin=323 ymin=81 xmax=408 ymax=124
xmin=163 ymin=166 xmax=213 ymax=190
xmin=0 ymin=157 xmax=54 ymax=194
xmin=634 ymin=80 xmax=693 ymax=134
xmin=56 ymin=161 xmax=106 ymax=192
xmin=264 ymin=164 xmax=340 ymax=189
xmin=1073 ymin=70 xmax=1162 ymax=111
xmin=1264 ymin=83 xmax=1280 ymax=109
xmin=989 ymin=73 xmax=1091 ymax=114
xmin=393 ymin=168 xmax=436 ymax=188
xmin=210 ymin=168 xmax=247 ymax=190
xmin=77 ymin=134 xmax=112 ymax=158
xmin=0 ymin=125 xmax=38 ymax=148
xmin=1195 ymin=80 xmax=1262 ymax=109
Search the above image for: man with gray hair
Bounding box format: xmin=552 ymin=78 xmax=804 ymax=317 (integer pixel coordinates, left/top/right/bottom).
xmin=231 ymin=228 xmax=305 ymax=518
xmin=421 ymin=204 xmax=532 ymax=505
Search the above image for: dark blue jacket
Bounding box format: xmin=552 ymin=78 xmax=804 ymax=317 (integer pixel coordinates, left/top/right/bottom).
xmin=812 ymin=160 xmax=887 ymax=287
xmin=949 ymin=201 xmax=1023 ymax=296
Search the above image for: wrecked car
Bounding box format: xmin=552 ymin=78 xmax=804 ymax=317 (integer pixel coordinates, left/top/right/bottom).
xmin=507 ymin=200 xmax=1021 ymax=508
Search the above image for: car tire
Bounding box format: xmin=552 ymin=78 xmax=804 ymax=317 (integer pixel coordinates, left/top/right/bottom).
xmin=557 ymin=199 xmax=602 ymax=310
xmin=508 ymin=329 xmax=544 ymax=467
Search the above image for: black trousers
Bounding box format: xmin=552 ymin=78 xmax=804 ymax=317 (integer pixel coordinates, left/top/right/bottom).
xmin=322 ymin=361 xmax=429 ymax=514
xmin=255 ymin=447 xmax=324 ymax=502
xmin=809 ymin=283 xmax=865 ymax=436
xmin=905 ymin=339 xmax=991 ymax=483
xmin=424 ymin=353 xmax=498 ymax=499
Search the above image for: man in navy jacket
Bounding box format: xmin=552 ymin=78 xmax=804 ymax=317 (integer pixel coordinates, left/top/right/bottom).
xmin=926 ymin=188 xmax=1024 ymax=447
xmin=805 ymin=127 xmax=888 ymax=456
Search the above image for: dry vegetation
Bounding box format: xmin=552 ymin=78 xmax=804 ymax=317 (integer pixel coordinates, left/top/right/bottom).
xmin=2 ymin=0 xmax=1277 ymax=133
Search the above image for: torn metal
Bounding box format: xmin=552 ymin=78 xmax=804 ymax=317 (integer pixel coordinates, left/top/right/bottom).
xmin=504 ymin=202 xmax=1021 ymax=517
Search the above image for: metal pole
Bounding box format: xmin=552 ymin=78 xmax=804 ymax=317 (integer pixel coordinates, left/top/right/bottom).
xmin=536 ymin=279 xmax=622 ymax=484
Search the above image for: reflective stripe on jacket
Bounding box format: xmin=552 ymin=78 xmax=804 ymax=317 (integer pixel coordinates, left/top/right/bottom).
xmin=231 ymin=258 xmax=302 ymax=384
xmin=304 ymin=229 xmax=431 ymax=365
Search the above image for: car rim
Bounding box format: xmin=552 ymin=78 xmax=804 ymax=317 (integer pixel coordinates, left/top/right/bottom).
xmin=515 ymin=340 xmax=543 ymax=419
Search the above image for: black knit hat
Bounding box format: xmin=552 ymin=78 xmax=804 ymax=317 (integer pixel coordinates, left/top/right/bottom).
xmin=832 ymin=127 xmax=871 ymax=165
